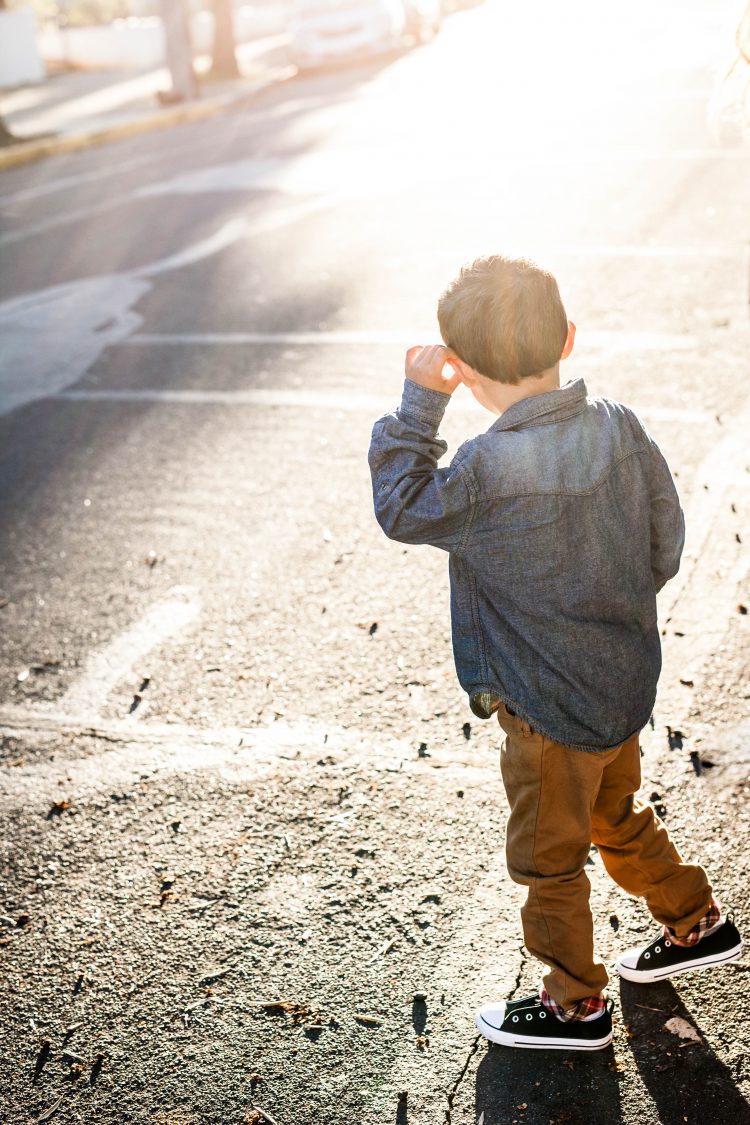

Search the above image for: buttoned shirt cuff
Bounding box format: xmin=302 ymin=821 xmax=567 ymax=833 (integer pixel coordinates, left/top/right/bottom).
xmin=398 ymin=378 xmax=451 ymax=428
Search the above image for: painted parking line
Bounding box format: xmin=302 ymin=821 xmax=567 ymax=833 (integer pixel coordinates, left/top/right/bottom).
xmin=119 ymin=329 xmax=702 ymax=350
xmin=0 ymin=198 xmax=334 ymax=417
xmin=53 ymin=387 xmax=714 ymax=426
xmin=57 ymin=585 xmax=201 ymax=720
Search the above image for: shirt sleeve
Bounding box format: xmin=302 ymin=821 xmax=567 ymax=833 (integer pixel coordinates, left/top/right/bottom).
xmin=646 ymin=434 xmax=685 ymax=592
xmin=368 ymin=379 xmax=475 ymax=552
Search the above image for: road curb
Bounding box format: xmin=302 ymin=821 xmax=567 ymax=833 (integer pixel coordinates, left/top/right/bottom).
xmin=0 ymin=65 xmax=296 ymax=173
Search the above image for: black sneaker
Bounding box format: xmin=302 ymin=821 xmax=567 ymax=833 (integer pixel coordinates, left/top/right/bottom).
xmin=616 ymin=914 xmax=743 ymax=983
xmin=475 ymin=994 xmax=613 ymax=1051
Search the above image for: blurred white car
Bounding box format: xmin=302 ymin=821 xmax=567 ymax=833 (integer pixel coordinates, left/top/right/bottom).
xmin=290 ymin=0 xmax=407 ymax=70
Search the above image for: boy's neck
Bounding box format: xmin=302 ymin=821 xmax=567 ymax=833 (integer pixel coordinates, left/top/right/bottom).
xmin=471 ymin=365 xmax=561 ymax=416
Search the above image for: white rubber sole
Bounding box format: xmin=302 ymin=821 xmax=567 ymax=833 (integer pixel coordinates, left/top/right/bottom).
xmin=475 ymin=1013 xmax=613 ymax=1051
xmin=616 ymin=941 xmax=744 ymax=983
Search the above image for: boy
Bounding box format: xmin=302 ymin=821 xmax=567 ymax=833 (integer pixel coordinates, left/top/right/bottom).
xmin=368 ymin=255 xmax=743 ymax=1051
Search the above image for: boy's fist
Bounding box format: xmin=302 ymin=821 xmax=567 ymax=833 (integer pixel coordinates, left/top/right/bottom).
xmin=405 ymin=344 xmax=462 ymax=396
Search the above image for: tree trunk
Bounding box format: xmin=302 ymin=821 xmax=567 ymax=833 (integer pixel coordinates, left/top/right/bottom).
xmin=160 ymin=0 xmax=198 ymax=101
xmin=210 ymin=0 xmax=239 ymax=80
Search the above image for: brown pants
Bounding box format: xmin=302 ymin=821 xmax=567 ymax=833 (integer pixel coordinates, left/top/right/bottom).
xmin=498 ymin=705 xmax=712 ymax=1008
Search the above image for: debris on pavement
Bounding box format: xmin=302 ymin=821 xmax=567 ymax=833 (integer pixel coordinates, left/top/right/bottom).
xmin=371 ymin=936 xmax=396 ymax=960
xmin=663 ymin=1016 xmax=701 ymax=1042
xmin=35 ymin=1096 xmax=65 ymax=1123
xmin=47 ymin=799 xmax=72 ymax=818
xmin=33 ymin=1038 xmax=51 ymax=1084
xmin=244 ymin=1108 xmax=280 ymax=1125
xmin=199 ymin=967 xmax=231 ymax=985
xmin=259 ymin=1000 xmax=320 ymax=1025
xmin=90 ymin=1052 xmax=105 ymax=1085
xmin=667 ymin=727 xmax=684 ymax=751
xmin=355 ymin=1013 xmax=383 ymax=1026
xmin=689 ymin=751 xmax=715 ymax=776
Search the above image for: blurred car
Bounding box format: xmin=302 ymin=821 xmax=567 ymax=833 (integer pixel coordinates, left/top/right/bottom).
xmin=402 ymin=0 xmax=442 ymax=43
xmin=289 ymin=0 xmax=407 ymax=70
xmin=708 ymin=0 xmax=750 ymax=145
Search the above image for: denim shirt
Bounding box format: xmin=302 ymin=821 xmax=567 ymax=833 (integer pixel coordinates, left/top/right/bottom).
xmin=369 ymin=377 xmax=684 ymax=751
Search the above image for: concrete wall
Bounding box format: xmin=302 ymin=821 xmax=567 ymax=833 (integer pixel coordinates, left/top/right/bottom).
xmin=0 ymin=9 xmax=45 ymax=88
xmin=37 ymin=5 xmax=290 ymax=70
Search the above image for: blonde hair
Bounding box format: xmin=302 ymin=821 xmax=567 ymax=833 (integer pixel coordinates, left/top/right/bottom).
xmin=437 ymin=256 xmax=568 ymax=384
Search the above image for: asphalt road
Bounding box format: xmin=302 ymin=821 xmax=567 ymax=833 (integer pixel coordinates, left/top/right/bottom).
xmin=1 ymin=2 xmax=750 ymax=1123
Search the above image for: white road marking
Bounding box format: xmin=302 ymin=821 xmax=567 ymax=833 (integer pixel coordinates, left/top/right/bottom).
xmin=53 ymin=386 xmax=713 ymax=426
xmin=57 ymin=585 xmax=201 ymax=719
xmin=0 ymin=276 xmax=150 ymax=416
xmin=0 ymin=198 xmax=332 ymax=417
xmin=118 ymin=328 xmax=702 ymax=350
xmin=136 ymin=151 xmax=750 ymax=204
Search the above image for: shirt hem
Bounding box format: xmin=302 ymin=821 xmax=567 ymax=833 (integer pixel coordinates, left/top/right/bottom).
xmin=470 ymin=684 xmax=652 ymax=752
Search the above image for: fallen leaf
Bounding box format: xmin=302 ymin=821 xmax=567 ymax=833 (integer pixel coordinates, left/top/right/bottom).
xmin=663 ymin=1016 xmax=701 ymax=1042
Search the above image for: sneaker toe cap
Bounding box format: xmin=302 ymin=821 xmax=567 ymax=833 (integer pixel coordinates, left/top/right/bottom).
xmin=475 ymin=1001 xmax=507 ymax=1031
xmin=616 ymin=947 xmax=642 ymax=970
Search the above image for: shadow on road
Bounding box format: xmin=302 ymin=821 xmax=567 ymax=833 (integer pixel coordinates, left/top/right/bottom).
xmin=473 ymin=1040 xmax=622 ymax=1124
xmin=620 ymin=979 xmax=750 ymax=1124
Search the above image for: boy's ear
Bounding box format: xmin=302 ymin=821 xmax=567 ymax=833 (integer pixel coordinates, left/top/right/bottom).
xmin=561 ymin=321 xmax=576 ymax=361
xmin=449 ymin=356 xmax=478 ymax=386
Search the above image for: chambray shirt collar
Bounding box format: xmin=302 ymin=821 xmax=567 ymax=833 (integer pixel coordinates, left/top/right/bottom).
xmin=488 ymin=378 xmax=588 ymax=433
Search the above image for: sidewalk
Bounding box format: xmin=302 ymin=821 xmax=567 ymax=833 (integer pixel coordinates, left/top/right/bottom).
xmin=0 ymin=34 xmax=294 ymax=171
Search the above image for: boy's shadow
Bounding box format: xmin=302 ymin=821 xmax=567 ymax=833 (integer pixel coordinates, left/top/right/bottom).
xmin=619 ymin=979 xmax=750 ymax=1124
xmin=474 ymin=1040 xmax=621 ymax=1125
xmin=471 ymin=982 xmax=750 ymax=1125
